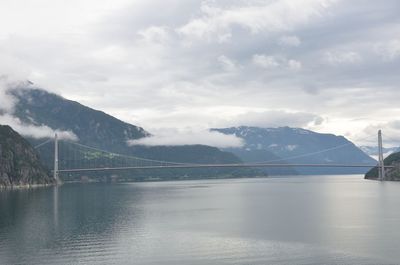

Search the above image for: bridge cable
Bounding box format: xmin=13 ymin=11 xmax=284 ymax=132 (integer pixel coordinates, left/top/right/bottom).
xmin=64 ymin=140 xmax=194 ymax=166
xmin=34 ymin=138 xmax=53 ymax=149
xmin=56 ymin=132 xmax=384 ymax=170
xmin=250 ymin=133 xmax=379 ymax=165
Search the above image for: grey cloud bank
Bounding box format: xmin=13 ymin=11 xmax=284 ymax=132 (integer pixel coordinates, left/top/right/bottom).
xmin=0 ymin=0 xmax=399 ymax=146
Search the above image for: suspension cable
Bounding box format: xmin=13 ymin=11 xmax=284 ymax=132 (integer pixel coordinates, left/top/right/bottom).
xmin=65 ymin=140 xmax=192 ymax=165
xmin=250 ymin=133 xmax=379 ymax=164
xmin=52 ymin=132 xmax=384 ymax=168
xmin=34 ymin=138 xmax=53 ymax=149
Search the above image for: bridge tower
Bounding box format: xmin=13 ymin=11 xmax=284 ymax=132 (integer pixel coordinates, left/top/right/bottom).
xmin=53 ymin=133 xmax=59 ymax=184
xmin=378 ymin=130 xmax=385 ymax=181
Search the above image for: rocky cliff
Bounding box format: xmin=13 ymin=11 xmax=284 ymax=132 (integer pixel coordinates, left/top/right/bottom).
xmin=0 ymin=125 xmax=53 ymax=187
xmin=365 ymin=152 xmax=400 ymax=181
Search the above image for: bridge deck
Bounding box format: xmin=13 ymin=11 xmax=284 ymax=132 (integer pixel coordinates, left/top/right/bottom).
xmin=57 ymin=163 xmax=390 ymax=173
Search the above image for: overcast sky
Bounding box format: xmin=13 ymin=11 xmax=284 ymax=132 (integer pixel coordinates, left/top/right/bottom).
xmin=1 ymin=0 xmax=400 ymax=147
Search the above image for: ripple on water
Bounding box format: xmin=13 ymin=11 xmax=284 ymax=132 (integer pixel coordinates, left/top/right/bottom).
xmin=1 ymin=177 xmax=400 ymax=265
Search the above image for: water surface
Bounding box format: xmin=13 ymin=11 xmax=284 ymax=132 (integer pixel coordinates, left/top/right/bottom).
xmin=1 ymin=175 xmax=399 ymax=264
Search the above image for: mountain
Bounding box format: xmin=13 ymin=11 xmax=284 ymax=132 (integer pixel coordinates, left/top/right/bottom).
xmin=0 ymin=125 xmax=53 ymax=187
xmin=212 ymin=126 xmax=376 ymax=175
xmin=360 ymin=146 xmax=399 ymax=160
xmin=365 ymin=152 xmax=400 ymax=181
xmin=11 ymin=88 xmax=149 ymax=153
xmin=206 ymin=142 xmax=298 ymax=176
xmin=8 ymin=87 xmax=262 ymax=181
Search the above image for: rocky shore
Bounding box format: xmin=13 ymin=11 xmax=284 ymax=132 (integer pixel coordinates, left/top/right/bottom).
xmin=0 ymin=125 xmax=54 ymax=188
xmin=365 ymin=152 xmax=400 ymax=181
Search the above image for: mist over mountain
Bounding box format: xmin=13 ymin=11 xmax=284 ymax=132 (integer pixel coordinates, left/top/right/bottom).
xmin=11 ymin=87 xmax=149 ymax=152
xmin=1 ymin=84 xmax=378 ymax=178
xmin=213 ymin=126 xmax=376 ymax=175
xmin=6 ymin=86 xmax=262 ymax=180
xmin=360 ymin=146 xmax=399 ymax=160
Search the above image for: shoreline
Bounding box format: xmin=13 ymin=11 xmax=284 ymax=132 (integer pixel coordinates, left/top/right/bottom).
xmin=0 ymin=183 xmax=56 ymax=190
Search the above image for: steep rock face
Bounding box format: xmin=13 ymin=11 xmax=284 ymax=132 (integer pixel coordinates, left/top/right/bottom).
xmin=365 ymin=152 xmax=400 ymax=181
xmin=0 ymin=125 xmax=52 ymax=187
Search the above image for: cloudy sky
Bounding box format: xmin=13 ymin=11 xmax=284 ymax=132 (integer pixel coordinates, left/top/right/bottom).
xmin=0 ymin=0 xmax=400 ymax=147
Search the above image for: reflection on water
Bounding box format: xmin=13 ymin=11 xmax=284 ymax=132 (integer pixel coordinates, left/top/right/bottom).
xmin=53 ymin=186 xmax=58 ymax=229
xmin=1 ymin=176 xmax=400 ymax=265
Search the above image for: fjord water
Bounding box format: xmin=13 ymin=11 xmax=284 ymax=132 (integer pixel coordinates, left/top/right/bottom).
xmin=1 ymin=176 xmax=400 ymax=265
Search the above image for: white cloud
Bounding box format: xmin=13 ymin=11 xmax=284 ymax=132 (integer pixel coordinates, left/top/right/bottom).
xmin=217 ymin=32 xmax=232 ymax=43
xmin=177 ymin=0 xmax=338 ymax=41
xmin=252 ymin=54 xmax=281 ymax=68
xmin=0 ymin=0 xmax=400 ymax=148
xmin=0 ymin=79 xmax=18 ymax=113
xmin=218 ymin=55 xmax=237 ymax=71
xmin=89 ymin=45 xmax=127 ymax=64
xmin=324 ymin=50 xmax=362 ymax=65
xmin=138 ymin=26 xmax=171 ymax=44
xmin=128 ymin=129 xmax=244 ymax=148
xmin=278 ymin=35 xmax=301 ymax=47
xmin=374 ymin=40 xmax=400 ymax=61
xmin=0 ymin=113 xmax=78 ymax=140
xmin=362 ymin=120 xmax=400 ymax=147
xmin=0 ymin=53 xmax=31 ymax=82
xmin=252 ymin=54 xmax=301 ymax=70
xmin=288 ymin=59 xmax=302 ymax=70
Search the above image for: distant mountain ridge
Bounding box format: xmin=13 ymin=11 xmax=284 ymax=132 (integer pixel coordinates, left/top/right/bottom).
xmin=8 ymin=87 xmax=261 ymax=180
xmin=360 ymin=146 xmax=399 ymax=159
xmin=212 ymin=126 xmax=376 ymax=175
xmin=5 ymin=86 xmax=374 ymax=178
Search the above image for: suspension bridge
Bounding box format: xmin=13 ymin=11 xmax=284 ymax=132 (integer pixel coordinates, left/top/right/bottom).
xmin=34 ymin=130 xmax=391 ymax=183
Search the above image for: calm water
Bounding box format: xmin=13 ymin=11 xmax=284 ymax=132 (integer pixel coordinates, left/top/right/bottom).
xmin=1 ymin=176 xmax=400 ymax=265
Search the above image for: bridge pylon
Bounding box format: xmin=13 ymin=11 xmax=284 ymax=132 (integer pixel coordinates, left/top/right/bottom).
xmin=53 ymin=133 xmax=59 ymax=184
xmin=378 ymin=130 xmax=385 ymax=181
